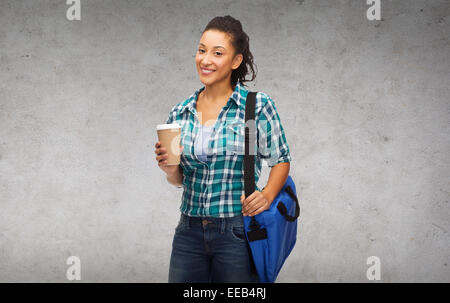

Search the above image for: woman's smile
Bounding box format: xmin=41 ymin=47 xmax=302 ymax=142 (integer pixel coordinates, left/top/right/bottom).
xmin=201 ymin=68 xmax=215 ymax=75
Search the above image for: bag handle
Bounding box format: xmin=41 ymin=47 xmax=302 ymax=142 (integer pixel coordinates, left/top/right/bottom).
xmin=277 ymin=185 xmax=300 ymax=222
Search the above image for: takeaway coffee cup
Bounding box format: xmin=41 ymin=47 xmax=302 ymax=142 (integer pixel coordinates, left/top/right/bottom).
xmin=156 ymin=123 xmax=181 ymax=165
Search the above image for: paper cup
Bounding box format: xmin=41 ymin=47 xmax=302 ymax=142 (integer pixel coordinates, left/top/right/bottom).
xmin=157 ymin=123 xmax=181 ymax=165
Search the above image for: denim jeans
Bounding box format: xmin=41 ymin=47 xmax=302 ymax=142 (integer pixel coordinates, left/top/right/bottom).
xmin=168 ymin=213 xmax=259 ymax=283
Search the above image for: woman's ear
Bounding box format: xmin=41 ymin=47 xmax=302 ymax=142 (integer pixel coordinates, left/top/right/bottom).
xmin=232 ymin=53 xmax=244 ymax=70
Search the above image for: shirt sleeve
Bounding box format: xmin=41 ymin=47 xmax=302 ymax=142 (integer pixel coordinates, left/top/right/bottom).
xmin=257 ymin=94 xmax=292 ymax=168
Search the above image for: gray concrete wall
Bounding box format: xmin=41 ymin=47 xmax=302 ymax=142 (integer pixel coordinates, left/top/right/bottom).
xmin=0 ymin=0 xmax=449 ymax=282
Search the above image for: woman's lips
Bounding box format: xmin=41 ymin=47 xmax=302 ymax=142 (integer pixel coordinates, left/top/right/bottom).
xmin=201 ymin=68 xmax=215 ymax=75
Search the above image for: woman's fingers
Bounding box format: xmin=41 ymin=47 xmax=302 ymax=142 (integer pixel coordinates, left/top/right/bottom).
xmin=156 ymin=141 xmax=172 ymax=169
xmin=244 ymin=200 xmax=264 ymax=216
xmin=156 ymin=153 xmax=168 ymax=162
xmin=155 ymin=141 xmax=168 ymax=162
xmin=247 ymin=204 xmax=266 ymax=217
xmin=158 ymin=156 xmax=168 ymax=166
xmin=242 ymin=197 xmax=262 ymax=215
xmin=156 ymin=142 xmax=184 ymax=167
xmin=155 ymin=144 xmax=167 ymax=155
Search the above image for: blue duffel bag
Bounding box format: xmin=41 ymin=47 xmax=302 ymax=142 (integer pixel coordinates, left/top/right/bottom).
xmin=243 ymin=92 xmax=300 ymax=283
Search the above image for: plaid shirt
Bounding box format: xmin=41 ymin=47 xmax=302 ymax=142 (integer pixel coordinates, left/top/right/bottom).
xmin=166 ymin=81 xmax=292 ymax=218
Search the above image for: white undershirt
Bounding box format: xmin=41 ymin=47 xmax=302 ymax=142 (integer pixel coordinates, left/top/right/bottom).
xmin=194 ymin=124 xmax=214 ymax=161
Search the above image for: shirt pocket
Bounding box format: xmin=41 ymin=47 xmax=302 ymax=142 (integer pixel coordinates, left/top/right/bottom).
xmin=224 ymin=122 xmax=244 ymax=156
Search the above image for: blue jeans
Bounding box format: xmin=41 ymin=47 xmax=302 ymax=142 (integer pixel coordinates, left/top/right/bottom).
xmin=168 ymin=213 xmax=259 ymax=283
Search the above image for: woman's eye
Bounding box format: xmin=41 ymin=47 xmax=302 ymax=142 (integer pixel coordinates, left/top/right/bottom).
xmin=197 ymin=49 xmax=222 ymax=56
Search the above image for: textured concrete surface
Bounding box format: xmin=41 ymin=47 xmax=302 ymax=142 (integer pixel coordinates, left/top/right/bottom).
xmin=0 ymin=0 xmax=449 ymax=282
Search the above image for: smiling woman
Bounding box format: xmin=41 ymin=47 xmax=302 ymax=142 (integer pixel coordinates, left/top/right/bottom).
xmin=158 ymin=15 xmax=292 ymax=283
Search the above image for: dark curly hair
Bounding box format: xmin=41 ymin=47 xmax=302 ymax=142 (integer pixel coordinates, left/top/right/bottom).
xmin=203 ymin=15 xmax=257 ymax=88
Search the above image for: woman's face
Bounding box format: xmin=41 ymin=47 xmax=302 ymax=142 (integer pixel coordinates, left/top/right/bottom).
xmin=195 ymin=29 xmax=243 ymax=87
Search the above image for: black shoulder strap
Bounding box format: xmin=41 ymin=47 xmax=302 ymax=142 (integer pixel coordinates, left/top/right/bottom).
xmin=244 ymin=91 xmax=257 ymax=199
xmin=244 ymin=91 xmax=266 ymax=232
xmin=244 ymin=91 xmax=267 ymax=279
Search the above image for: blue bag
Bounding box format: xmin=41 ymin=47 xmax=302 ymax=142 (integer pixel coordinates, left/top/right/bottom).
xmin=243 ymin=92 xmax=300 ymax=283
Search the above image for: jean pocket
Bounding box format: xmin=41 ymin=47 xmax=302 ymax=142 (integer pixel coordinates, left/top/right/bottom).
xmin=230 ymin=224 xmax=246 ymax=242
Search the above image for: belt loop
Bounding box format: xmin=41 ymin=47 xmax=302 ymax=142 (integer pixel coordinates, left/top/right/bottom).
xmin=221 ymin=218 xmax=226 ymax=234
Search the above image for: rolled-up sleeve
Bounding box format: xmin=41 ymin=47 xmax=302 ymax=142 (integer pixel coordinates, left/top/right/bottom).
xmin=257 ymin=95 xmax=292 ymax=167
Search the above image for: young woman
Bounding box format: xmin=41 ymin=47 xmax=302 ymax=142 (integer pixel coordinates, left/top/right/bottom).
xmin=154 ymin=15 xmax=292 ymax=283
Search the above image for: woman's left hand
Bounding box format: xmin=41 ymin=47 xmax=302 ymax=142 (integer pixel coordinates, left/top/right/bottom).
xmin=240 ymin=190 xmax=271 ymax=217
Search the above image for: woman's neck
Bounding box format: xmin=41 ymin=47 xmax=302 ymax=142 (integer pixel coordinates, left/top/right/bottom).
xmin=201 ymin=80 xmax=234 ymax=105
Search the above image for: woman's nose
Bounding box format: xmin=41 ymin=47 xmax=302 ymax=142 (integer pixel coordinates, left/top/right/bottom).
xmin=201 ymin=52 xmax=213 ymax=64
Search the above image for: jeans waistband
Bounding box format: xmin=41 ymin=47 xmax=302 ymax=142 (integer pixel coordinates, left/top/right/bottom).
xmin=179 ymin=213 xmax=244 ymax=232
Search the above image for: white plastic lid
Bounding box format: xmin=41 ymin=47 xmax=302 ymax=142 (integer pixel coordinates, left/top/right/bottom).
xmin=157 ymin=123 xmax=181 ymax=130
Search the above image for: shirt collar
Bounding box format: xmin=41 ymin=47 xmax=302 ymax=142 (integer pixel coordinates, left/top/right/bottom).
xmin=178 ymin=81 xmax=247 ymax=115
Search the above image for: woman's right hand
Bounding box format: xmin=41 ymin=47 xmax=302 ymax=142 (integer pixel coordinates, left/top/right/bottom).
xmin=155 ymin=141 xmax=184 ymax=175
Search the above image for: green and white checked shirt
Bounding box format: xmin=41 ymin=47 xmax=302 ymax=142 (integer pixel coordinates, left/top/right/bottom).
xmin=166 ymin=81 xmax=292 ymax=218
